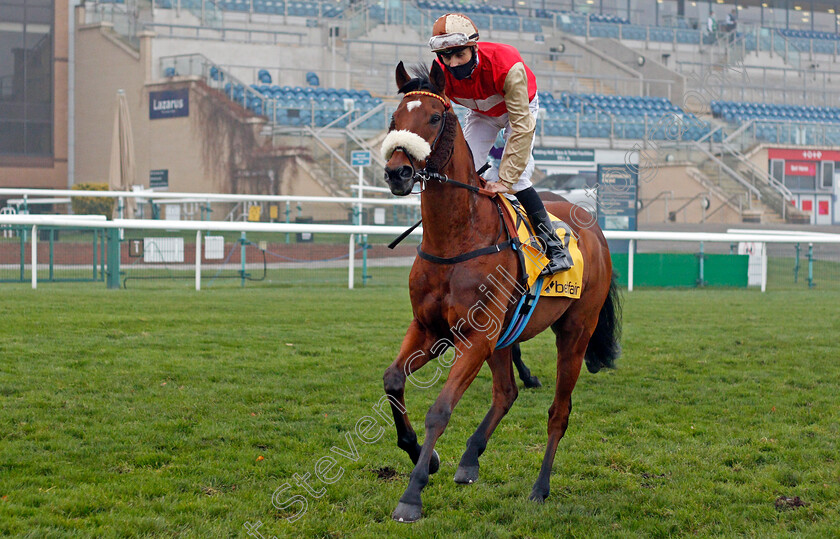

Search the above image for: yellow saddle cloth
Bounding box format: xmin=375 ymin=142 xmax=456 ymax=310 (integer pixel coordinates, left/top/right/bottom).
xmin=496 ymin=196 xmax=585 ymax=299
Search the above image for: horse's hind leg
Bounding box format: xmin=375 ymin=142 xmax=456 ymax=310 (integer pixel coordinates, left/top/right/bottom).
xmin=454 ymin=346 xmax=518 ymax=484
xmin=529 ymin=320 xmax=590 ymax=502
xmin=383 ymin=320 xmax=441 ymax=474
xmin=512 ymin=343 xmax=542 ymax=388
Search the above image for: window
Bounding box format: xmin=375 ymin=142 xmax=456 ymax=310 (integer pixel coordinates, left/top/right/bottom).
xmin=770 ymin=159 xmax=784 ymax=185
xmin=537 ymin=172 xmax=597 ymax=191
xmin=0 ymin=0 xmax=52 ymax=158
xmin=821 ymin=161 xmax=834 ymax=190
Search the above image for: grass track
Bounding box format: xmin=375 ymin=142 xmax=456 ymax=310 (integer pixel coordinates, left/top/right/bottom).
xmin=0 ymin=285 xmax=838 ymax=538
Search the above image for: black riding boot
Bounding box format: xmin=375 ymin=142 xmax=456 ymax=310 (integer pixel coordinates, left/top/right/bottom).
xmin=514 ymin=187 xmax=574 ymax=275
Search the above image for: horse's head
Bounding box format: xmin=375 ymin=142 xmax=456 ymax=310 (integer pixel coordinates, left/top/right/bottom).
xmin=382 ymin=61 xmax=456 ymax=196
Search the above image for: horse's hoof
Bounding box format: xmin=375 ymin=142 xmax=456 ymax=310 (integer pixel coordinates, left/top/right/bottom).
xmin=528 ymin=488 xmax=549 ymax=503
xmin=428 ymin=450 xmax=440 ymax=475
xmin=453 ymin=464 xmax=479 ymax=484
xmin=524 ymin=376 xmax=542 ymax=389
xmin=392 ymin=502 xmax=422 ymax=523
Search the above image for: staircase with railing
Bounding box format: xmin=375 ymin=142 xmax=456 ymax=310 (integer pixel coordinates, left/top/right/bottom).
xmin=720 ymin=123 xmax=810 ymax=223
xmin=83 ymin=0 xmax=151 ymax=49
xmin=677 ymin=122 xmax=810 ymax=223
xmin=159 ymin=53 xmax=384 ymax=196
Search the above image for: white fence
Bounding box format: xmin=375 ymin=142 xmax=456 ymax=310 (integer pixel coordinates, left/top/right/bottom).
xmin=2 ymin=214 xmax=839 ymax=292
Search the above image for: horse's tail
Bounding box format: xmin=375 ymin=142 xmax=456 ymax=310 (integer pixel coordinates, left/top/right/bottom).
xmin=584 ymin=274 xmax=622 ymax=374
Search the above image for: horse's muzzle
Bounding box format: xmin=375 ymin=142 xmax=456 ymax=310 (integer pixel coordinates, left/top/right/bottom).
xmin=384 ymin=165 xmax=415 ymax=196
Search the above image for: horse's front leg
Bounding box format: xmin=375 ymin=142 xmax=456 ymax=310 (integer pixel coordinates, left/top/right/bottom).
xmin=383 ymin=319 xmax=442 ymax=472
xmin=392 ymin=338 xmax=491 ymax=523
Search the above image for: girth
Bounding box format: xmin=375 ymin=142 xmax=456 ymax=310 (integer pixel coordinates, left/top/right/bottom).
xmin=416 ymin=198 xmax=519 ymax=265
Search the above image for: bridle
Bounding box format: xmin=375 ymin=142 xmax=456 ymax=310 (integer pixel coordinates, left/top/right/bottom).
xmin=393 ymin=90 xmax=453 ymax=187
xmin=391 ymin=90 xmax=495 ymax=197
xmin=385 ymin=87 xmax=509 ymax=258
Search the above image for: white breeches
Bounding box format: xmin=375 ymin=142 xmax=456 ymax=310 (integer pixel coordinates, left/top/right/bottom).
xmin=461 ymin=95 xmax=539 ymax=193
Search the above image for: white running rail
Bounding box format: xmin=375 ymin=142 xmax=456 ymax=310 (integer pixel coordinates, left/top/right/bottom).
xmin=2 ymin=214 xmax=839 ymax=292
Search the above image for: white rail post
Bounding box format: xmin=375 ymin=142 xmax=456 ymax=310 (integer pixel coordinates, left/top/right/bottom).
xmin=31 ymin=224 xmax=37 ymax=289
xmin=348 ymin=234 xmax=355 ymax=289
xmin=195 ymin=230 xmax=202 ymax=291
xmin=357 ymin=165 xmax=364 ymax=225
xmin=761 ymin=243 xmax=767 ymax=293
xmin=628 ymin=239 xmax=635 ymax=292
xmin=118 ymin=196 xmax=125 ymax=240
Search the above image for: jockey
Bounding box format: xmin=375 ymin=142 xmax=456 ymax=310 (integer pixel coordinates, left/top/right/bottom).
xmin=429 ymin=13 xmax=573 ymax=274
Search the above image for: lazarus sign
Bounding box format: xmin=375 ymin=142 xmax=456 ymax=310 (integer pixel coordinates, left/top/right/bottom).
xmin=149 ymin=89 xmax=189 ymax=120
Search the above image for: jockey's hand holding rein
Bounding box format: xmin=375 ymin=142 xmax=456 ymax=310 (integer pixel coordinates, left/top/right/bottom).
xmin=484 ymin=181 xmax=512 ymax=194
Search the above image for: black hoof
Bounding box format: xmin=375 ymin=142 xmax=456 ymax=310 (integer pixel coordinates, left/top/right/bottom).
xmin=523 ymin=376 xmax=542 ymax=389
xmin=392 ymin=502 xmax=422 ymax=523
xmin=429 ymin=450 xmax=440 ymax=475
xmin=528 ymin=488 xmax=549 ymax=503
xmin=453 ymin=464 xmax=479 ymax=484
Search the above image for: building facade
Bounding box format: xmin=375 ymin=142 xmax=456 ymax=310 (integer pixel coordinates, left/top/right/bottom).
xmin=0 ymin=0 xmax=69 ymax=189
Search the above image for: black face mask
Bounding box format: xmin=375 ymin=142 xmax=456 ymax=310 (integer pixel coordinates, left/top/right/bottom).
xmin=446 ymin=50 xmax=477 ymax=80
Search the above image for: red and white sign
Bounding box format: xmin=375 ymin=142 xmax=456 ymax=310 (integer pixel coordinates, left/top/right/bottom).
xmin=785 ymin=161 xmax=816 ymax=176
xmin=801 ymin=199 xmax=813 ymax=212
xmin=768 ymin=148 xmax=840 ymax=161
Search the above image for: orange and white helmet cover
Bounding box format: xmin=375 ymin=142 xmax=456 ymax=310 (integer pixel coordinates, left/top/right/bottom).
xmin=429 ymin=13 xmax=480 ymax=52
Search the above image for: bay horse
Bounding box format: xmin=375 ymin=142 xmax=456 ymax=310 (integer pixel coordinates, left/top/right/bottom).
xmin=381 ymin=61 xmax=621 ymax=523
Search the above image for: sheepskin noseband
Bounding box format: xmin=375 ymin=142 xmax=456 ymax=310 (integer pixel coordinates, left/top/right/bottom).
xmin=380 ymin=129 xmax=431 ymax=162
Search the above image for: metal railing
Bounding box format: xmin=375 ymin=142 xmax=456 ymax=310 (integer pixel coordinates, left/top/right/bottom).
xmin=145 ymin=22 xmax=308 ymax=44
xmin=4 ymin=213 xmax=839 ymax=292
xmin=676 ymin=60 xmax=840 ymax=107
xmin=740 ymin=119 xmax=840 ymax=148
xmin=640 ymin=190 xmax=674 ymax=223
xmin=207 ymin=62 xmax=365 ymax=90
xmin=83 ymin=1 xmax=143 ymax=49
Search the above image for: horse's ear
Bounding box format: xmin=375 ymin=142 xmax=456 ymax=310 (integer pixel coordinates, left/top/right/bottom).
xmin=395 ymin=61 xmax=410 ymax=93
xmin=429 ymin=61 xmax=446 ymax=94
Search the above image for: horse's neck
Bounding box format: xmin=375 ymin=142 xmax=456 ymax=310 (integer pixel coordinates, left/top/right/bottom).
xmin=420 ymin=139 xmax=495 ymax=256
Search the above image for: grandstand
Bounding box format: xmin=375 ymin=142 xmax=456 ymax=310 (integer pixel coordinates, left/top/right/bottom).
xmin=2 ymin=0 xmax=839 ymax=227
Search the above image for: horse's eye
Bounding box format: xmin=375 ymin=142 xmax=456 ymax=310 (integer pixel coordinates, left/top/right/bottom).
xmin=430 ymin=114 xmax=441 ymax=124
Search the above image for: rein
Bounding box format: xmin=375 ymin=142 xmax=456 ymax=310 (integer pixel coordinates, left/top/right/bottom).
xmin=388 ymin=89 xmax=512 ymax=263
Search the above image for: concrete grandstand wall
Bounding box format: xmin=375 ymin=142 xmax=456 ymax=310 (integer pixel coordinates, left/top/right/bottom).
xmin=75 ymin=16 xmax=152 ymax=187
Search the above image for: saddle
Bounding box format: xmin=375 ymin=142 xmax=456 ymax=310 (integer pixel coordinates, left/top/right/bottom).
xmin=495 ymin=196 xmax=584 ymax=299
